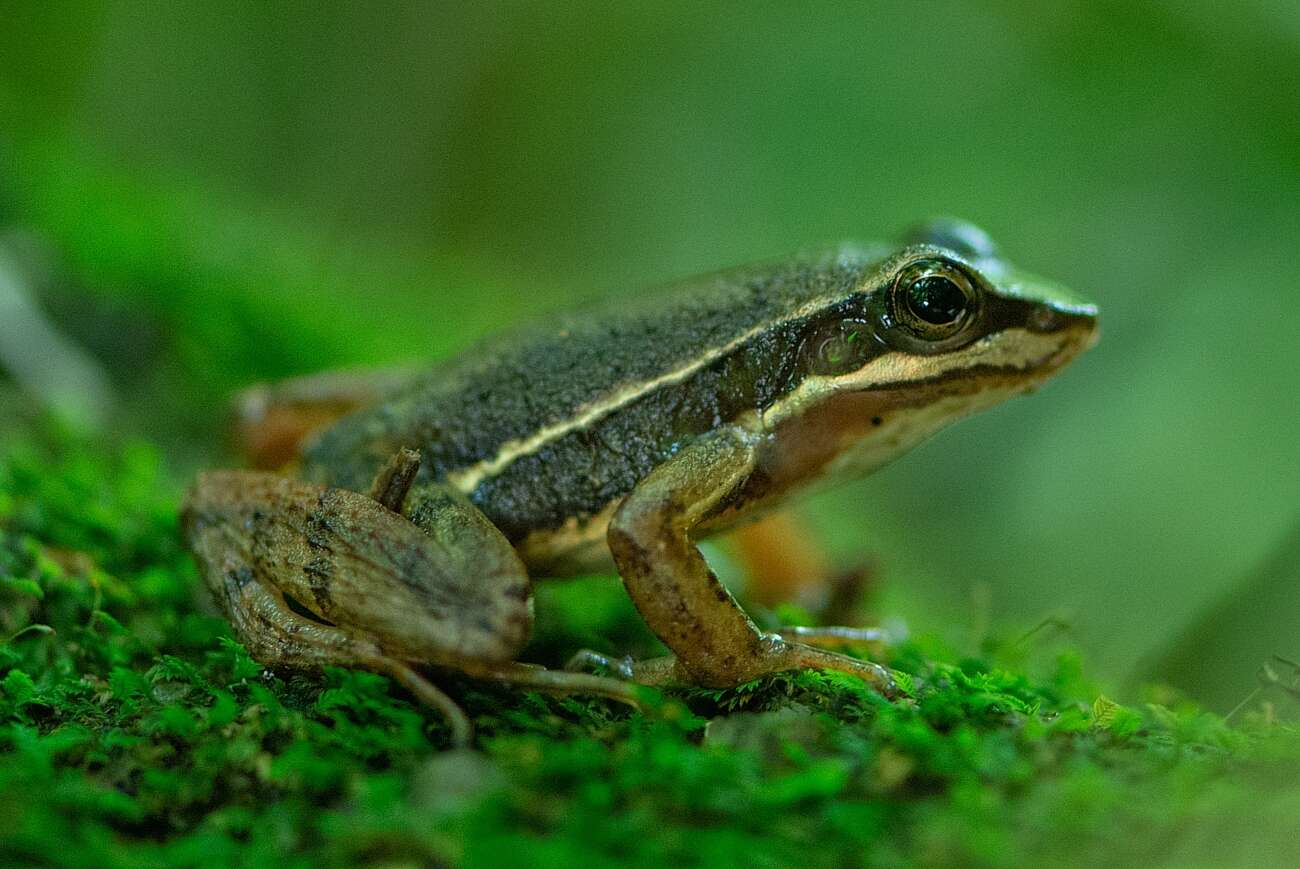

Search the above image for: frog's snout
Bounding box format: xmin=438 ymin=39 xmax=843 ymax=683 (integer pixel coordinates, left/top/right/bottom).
xmin=1027 ymin=300 xmax=1097 ymax=333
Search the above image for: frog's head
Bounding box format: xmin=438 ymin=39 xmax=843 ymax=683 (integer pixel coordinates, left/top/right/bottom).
xmin=762 ymin=218 xmax=1098 ymax=482
xmin=869 ymin=216 xmax=1100 ymax=385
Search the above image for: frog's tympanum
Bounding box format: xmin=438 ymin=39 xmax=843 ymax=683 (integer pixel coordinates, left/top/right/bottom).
xmin=182 ymin=219 xmax=1098 ymax=742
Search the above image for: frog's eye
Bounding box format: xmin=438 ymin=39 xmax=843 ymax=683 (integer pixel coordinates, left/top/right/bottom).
xmin=891 ymin=259 xmax=979 ymax=341
xmin=805 ymin=319 xmax=871 ymax=375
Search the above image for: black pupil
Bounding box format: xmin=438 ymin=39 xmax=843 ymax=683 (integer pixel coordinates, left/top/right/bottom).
xmin=907 ymin=275 xmax=968 ymax=325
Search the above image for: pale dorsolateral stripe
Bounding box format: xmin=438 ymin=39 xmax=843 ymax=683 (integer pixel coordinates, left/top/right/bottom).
xmin=445 ymin=287 xmax=883 ymax=494
xmin=759 ymin=327 xmax=1066 ymax=431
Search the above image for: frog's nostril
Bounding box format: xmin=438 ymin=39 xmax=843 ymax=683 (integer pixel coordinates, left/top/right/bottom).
xmin=1028 ymin=305 xmax=1100 ymax=355
xmin=1029 ymin=304 xmax=1065 ymax=333
xmin=1030 ymin=304 xmax=1097 ymax=333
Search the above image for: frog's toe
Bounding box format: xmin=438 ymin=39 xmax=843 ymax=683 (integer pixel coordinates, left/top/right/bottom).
xmin=454 ymin=659 xmax=645 ymax=709
xmin=565 ymin=649 xmax=636 ymax=680
xmin=605 ymin=643 xmax=898 ymax=698
xmin=767 ymin=638 xmax=899 ymax=697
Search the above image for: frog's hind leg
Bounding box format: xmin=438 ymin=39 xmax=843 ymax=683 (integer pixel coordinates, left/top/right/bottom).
xmin=186 ymin=464 xmax=641 ymax=745
xmin=208 ymin=554 xmax=473 ymax=745
xmin=451 ymin=659 xmax=644 ymax=709
xmin=396 ymin=478 xmax=644 ymax=709
xmin=564 ymin=650 xmax=679 ymax=686
xmin=182 ymin=468 xmax=522 ymax=745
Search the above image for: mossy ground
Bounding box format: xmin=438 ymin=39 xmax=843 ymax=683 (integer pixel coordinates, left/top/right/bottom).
xmin=3 ymin=423 xmax=1300 ymax=868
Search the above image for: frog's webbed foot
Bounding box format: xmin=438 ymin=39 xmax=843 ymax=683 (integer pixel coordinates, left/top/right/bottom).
xmin=565 ymin=649 xmax=637 ymax=679
xmin=564 ymin=650 xmax=687 ymax=687
xmin=568 ymin=653 xmax=677 ymax=686
xmin=605 ymin=427 xmax=899 ymax=698
xmin=202 ymin=550 xmax=642 ymax=741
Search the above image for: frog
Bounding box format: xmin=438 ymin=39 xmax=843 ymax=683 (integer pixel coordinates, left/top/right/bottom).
xmin=181 ymin=218 xmax=1098 ymax=743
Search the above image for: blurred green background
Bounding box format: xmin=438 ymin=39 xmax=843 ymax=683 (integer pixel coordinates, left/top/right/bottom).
xmin=1 ymin=0 xmax=1297 ymax=708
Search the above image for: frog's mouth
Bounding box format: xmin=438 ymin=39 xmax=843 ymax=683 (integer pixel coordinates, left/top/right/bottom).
xmin=866 ymin=324 xmax=1092 ymax=392
xmin=763 ymin=310 xmax=1096 ymax=432
xmin=751 ymin=307 xmax=1098 ymax=498
xmin=949 ymin=315 xmax=1098 ymax=385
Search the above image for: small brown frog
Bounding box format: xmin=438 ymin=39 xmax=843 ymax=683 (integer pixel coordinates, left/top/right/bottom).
xmin=182 ymin=219 xmax=1097 ymax=742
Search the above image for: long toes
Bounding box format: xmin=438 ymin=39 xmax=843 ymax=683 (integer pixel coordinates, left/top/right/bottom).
xmin=623 ymin=643 xmax=898 ymax=697
xmin=764 ymin=639 xmax=898 ymax=698
xmin=565 ymin=649 xmax=636 ymax=679
xmin=366 ymin=657 xmax=473 ymax=746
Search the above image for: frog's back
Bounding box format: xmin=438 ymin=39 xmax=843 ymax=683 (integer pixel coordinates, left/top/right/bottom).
xmin=302 ymin=247 xmax=882 ymax=540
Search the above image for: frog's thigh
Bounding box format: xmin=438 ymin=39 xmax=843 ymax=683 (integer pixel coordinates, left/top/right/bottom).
xmin=607 ymin=427 xmax=897 ymax=695
xmin=726 ymin=511 xmax=878 ymax=626
xmin=725 ymin=510 xmax=834 ymax=608
xmin=402 ymin=482 xmax=535 ymax=613
xmin=184 ymin=470 xmax=532 ymax=665
xmin=235 ymin=365 xmax=417 ymax=469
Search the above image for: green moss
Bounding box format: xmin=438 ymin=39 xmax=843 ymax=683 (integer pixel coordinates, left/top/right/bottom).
xmin=2 ymin=427 xmax=1299 ymax=868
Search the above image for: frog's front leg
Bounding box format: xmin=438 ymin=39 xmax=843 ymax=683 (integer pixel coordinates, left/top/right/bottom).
xmin=607 ymin=427 xmax=898 ymax=696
